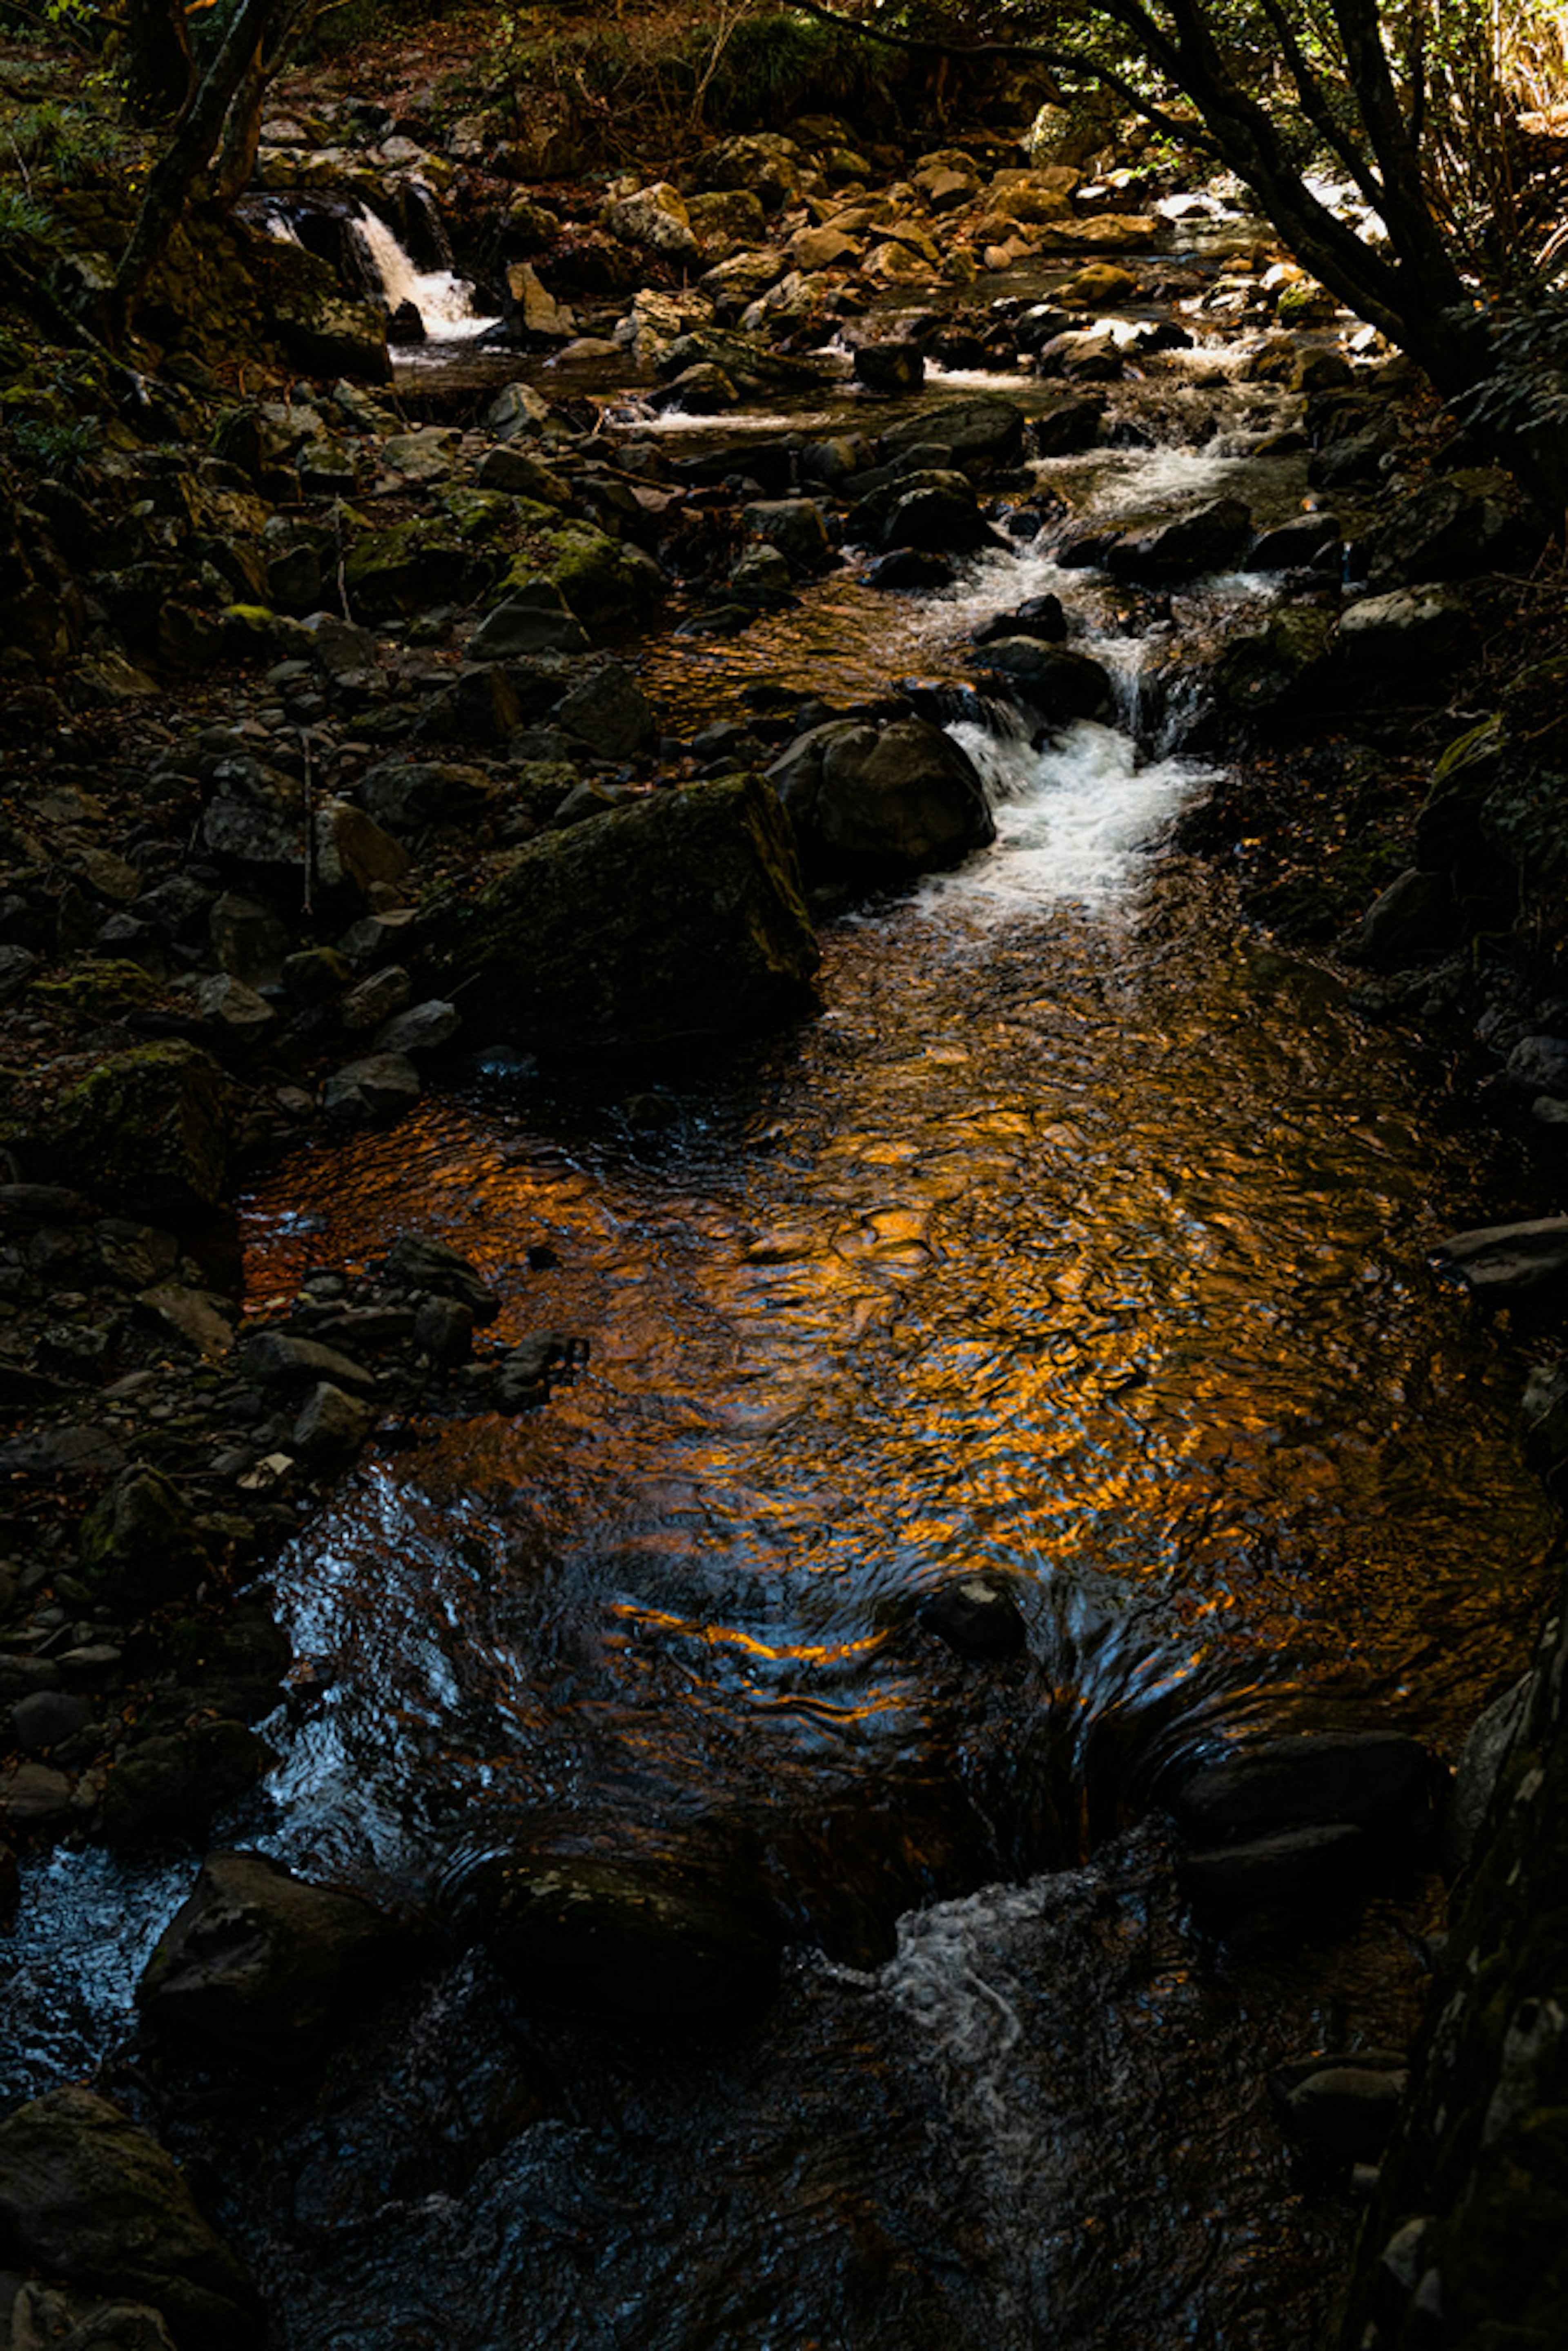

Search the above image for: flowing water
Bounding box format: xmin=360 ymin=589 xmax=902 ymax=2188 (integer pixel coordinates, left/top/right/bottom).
xmin=7 ymin=321 xmax=1557 ymax=2348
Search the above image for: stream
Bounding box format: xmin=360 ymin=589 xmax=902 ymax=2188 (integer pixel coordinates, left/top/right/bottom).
xmin=7 ymin=278 xmax=1559 ymax=2348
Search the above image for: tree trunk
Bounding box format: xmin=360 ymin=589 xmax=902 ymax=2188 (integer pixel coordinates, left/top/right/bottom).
xmin=111 ymin=0 xmax=292 ymax=341
xmin=122 ymin=0 xmax=196 ymax=120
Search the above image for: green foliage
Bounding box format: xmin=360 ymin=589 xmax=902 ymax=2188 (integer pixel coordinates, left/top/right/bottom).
xmin=6 ymin=96 xmax=121 ymax=180
xmin=0 ymin=185 xmax=62 ymax=248
xmin=4 ymin=412 xmax=102 ymax=480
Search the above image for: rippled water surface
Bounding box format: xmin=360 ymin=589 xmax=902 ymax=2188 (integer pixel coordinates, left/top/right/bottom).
xmin=10 ymin=338 xmax=1556 ymax=2350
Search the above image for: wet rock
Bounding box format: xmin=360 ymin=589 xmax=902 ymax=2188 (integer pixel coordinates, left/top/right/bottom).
xmin=972 ymin=638 xmax=1114 ymax=722
xmin=768 ymin=715 xmax=995 ymax=883
xmin=881 ymin=473 xmax=1003 ymax=556
xmin=853 ymin=340 xmax=924 ymax=396
xmin=864 ymin=549 xmax=955 ymax=590
xmin=100 ymin=1720 xmax=272 ymax=1847
xmin=293 ymin=1380 xmax=377 ymax=1458
xmin=321 ymin=1051 xmax=421 ymax=1123
xmin=1245 ymin=514 xmax=1339 ymax=572
xmin=494 ymin=1332 xmax=577 ymax=1411
xmin=1273 ymin=2057 xmax=1409 ymax=2161
xmin=1431 ymin=1217 xmax=1568 ymax=1304
xmin=1172 ymin=1728 xmax=1433 ymax=1843
xmin=479 ymin=1854 xmax=780 ymax=2018
xmin=138 ymin=1848 xmax=414 ymax=2065
xmin=0 ymin=2086 xmax=262 ymax=2349
xmin=385 ymin=1235 xmax=498 ymax=1321
xmin=973 ymin=594 xmax=1067 ymax=646
xmin=78 ymin=1467 xmax=210 ymax=1612
xmin=0 ymin=1760 xmax=74 ymax=1843
xmin=879 ymin=395 xmax=1026 ymax=474
xmin=1176 ymin=1819 xmax=1371 ymax=1916
xmin=241 ymin=1330 xmax=377 ymax=1391
xmin=1353 ymin=868 xmax=1456 ymax=968
xmin=423 ymin=772 xmax=819 ymax=1054
xmin=376 ymin=998 xmax=461 ymax=1058
xmin=414 ymin=1295 xmax=472 ymax=1364
xmin=1106 ymin=497 xmax=1253 ymax=585
xmin=919 ymin=1576 xmax=1027 ymax=1658
xmin=744 ymin=498 xmax=835 ymax=573
xmin=554 ymin=661 xmax=657 ymax=758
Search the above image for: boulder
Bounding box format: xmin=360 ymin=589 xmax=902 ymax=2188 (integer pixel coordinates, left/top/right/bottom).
xmin=0 ymin=2087 xmax=262 ymax=2349
xmin=698 ymin=132 xmax=803 ymax=213
xmin=478 ymin=1854 xmax=779 ymax=2018
xmin=853 ymin=340 xmax=924 ymax=396
xmin=882 ymin=473 xmax=1003 ymax=556
xmin=554 ymin=661 xmax=657 ymax=757
xmin=1363 ymin=467 xmax=1534 ymax=589
xmin=422 ymin=772 xmax=819 ymax=1053
xmin=971 ymin=638 xmax=1113 ymax=722
xmin=47 ymin=1043 xmax=230 ymax=1216
xmin=605 ymin=182 xmax=699 ymax=261
xmin=100 ymin=1719 xmax=272 ymax=1847
xmin=139 ymin=1848 xmax=413 ymax=2064
xmin=879 ymin=395 xmax=1026 ymax=474
xmin=1210 ymin=606 xmax=1339 ymax=723
xmin=1336 ymin=584 xmax=1478 ymax=672
xmin=767 ymin=715 xmax=995 ymax=882
xmin=78 ymin=1466 xmax=210 ymax=1611
xmin=1172 ymin=1729 xmax=1433 ymax=1843
xmin=1353 ymin=867 xmax=1456 ymax=967
xmin=1432 ymin=1217 xmax=1568 ymax=1304
xmin=1106 ymin=497 xmax=1254 ymax=585
xmin=385 ymin=1232 xmax=499 ymax=1319
xmin=744 ymin=497 xmax=835 ymax=573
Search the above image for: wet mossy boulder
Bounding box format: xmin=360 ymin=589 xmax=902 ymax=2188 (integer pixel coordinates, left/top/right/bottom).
xmin=47 ymin=1041 xmax=230 ymax=1215
xmin=78 ymin=1466 xmax=211 ymax=1612
xmin=491 ymin=522 xmax=664 ymax=641
xmin=1106 ymin=496 xmax=1254 ymax=586
xmin=878 ymin=394 xmax=1027 ymax=475
xmin=767 ymin=715 xmax=996 ymax=883
xmin=422 ymin=771 xmax=819 ymax=1054
xmin=477 ymin=1854 xmax=780 ymax=2019
xmin=1211 ymin=605 xmax=1340 ymax=726
xmin=345 ymin=520 xmax=499 ymax=620
xmin=0 ymin=2086 xmax=262 ymax=2350
xmin=1364 ymin=466 xmax=1537 ymax=591
xmin=139 ymin=1848 xmax=416 ymax=2065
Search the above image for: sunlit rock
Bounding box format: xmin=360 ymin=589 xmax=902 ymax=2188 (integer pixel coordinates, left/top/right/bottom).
xmin=768 ymin=714 xmax=995 ymax=883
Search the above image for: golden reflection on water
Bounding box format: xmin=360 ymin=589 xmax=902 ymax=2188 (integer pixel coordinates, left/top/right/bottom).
xmin=245 ymin=885 xmax=1555 ymax=1883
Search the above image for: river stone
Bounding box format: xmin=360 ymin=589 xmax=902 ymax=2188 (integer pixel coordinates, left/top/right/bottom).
xmin=11 ymin=1689 xmax=93 ymax=1754
xmin=321 ymin=1051 xmax=422 ymax=1122
xmin=385 ymin=1234 xmax=499 ymax=1319
xmin=1431 ymin=1216 xmax=1568 ymax=1303
xmin=882 ymin=476 xmax=1003 ymax=556
xmin=768 ymin=715 xmax=995 ymax=883
xmin=359 ymin=759 xmax=496 ymax=830
xmin=1211 ymin=606 xmax=1340 ymax=726
xmin=475 ymin=443 xmax=572 ymax=504
xmin=1336 ymin=584 xmax=1478 ymax=671
xmin=554 ymin=661 xmax=657 ymax=757
xmin=853 ymin=340 xmax=924 ymax=395
xmin=606 ymin=181 xmax=698 ymax=259
xmin=423 ymin=772 xmax=819 ymax=1053
xmin=1171 ymin=1729 xmax=1432 ymax=1844
xmin=78 ymin=1466 xmax=210 ymax=1611
xmin=971 ymin=639 xmax=1113 ymax=722
xmin=139 ymin=1848 xmax=412 ymax=2064
xmin=480 ymin=1855 xmax=780 ymax=2018
xmin=1106 ymin=497 xmax=1253 ymax=585
xmin=699 ymin=131 xmax=803 ymax=212
xmin=47 ymin=1041 xmax=230 ymax=1216
xmin=1353 ymin=867 xmax=1456 ymax=968
xmin=1244 ymin=513 xmax=1340 ymax=572
xmin=919 ymin=1576 xmax=1027 ymax=1658
xmin=293 ymin=1380 xmax=377 ymax=1458
xmin=0 ymin=2087 xmax=262 ymax=2349
xmin=241 ymin=1329 xmax=378 ymax=1391
xmin=0 ymin=1760 xmax=74 ymax=1841
xmin=879 ymin=395 xmax=1026 ymax=473
xmin=744 ymin=498 xmax=834 ymax=572
xmin=1505 ymin=1034 xmax=1568 ymax=1097
xmin=100 ymin=1720 xmax=272 ymax=1847
xmin=1176 ymin=1819 xmax=1371 ymax=1916
xmin=376 ymin=998 xmax=461 ymax=1057
xmin=1276 ymin=2063 xmax=1408 ymax=2161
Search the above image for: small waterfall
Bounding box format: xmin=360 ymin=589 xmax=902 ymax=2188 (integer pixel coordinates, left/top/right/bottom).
xmin=351 ymin=205 xmax=499 ymax=343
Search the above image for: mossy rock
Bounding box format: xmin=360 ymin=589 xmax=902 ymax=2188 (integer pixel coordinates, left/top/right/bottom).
xmin=491 ymin=521 xmax=664 ymax=641
xmin=1212 ymin=605 xmax=1339 ymax=723
xmin=423 ymin=771 xmax=818 ymax=1053
xmin=48 ymin=1039 xmax=230 ymax=1214
xmin=345 ymin=519 xmax=501 ymax=619
xmin=78 ymin=1464 xmax=211 ymax=1612
xmin=0 ymin=2086 xmax=262 ymax=2350
xmin=30 ymin=958 xmax=160 ymax=1018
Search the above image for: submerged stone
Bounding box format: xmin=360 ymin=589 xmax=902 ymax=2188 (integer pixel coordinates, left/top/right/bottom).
xmin=919 ymin=1576 xmax=1027 ymax=1658
xmin=479 ymin=1855 xmax=780 ymax=2019
xmin=1172 ymin=1729 xmax=1433 ymax=1845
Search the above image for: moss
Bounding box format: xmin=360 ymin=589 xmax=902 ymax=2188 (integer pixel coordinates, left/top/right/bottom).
xmin=30 ymin=958 xmax=160 ymax=1017
xmin=49 ymin=1039 xmax=230 ymax=1213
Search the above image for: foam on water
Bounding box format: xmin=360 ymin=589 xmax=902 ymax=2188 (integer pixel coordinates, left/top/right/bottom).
xmin=354 ymin=206 xmax=499 ymax=342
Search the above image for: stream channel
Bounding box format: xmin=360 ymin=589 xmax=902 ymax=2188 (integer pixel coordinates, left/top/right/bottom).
xmin=8 ymin=246 xmax=1564 ymax=2348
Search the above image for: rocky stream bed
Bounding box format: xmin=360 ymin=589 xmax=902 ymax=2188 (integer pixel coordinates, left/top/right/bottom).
xmin=4 ymin=53 xmax=1568 ymax=2351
